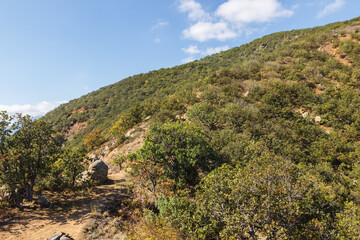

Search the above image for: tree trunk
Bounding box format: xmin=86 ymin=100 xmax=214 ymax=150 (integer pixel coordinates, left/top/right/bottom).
xmin=25 ymin=184 xmax=34 ymax=202
xmin=72 ymin=173 xmax=76 ymax=190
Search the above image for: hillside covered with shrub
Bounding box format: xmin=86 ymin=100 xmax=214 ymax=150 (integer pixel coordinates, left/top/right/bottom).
xmin=10 ymin=16 xmax=360 ymax=238
xmin=42 ymin=17 xmax=360 ymax=146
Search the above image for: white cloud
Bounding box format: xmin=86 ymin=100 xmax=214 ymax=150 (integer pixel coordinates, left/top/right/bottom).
xmin=183 ymin=21 xmax=237 ymax=42
xmin=179 ymin=0 xmax=293 ymax=42
xmin=151 ymin=20 xmax=169 ymax=30
xmin=317 ymin=0 xmax=345 ymax=18
xmin=179 ymin=0 xmax=293 ymax=63
xmin=181 ymin=56 xmax=196 ymax=63
xmin=0 ymin=101 xmax=67 ymax=116
xmin=205 ymin=45 xmax=229 ymax=55
xmin=216 ymin=0 xmax=293 ymax=24
xmin=181 ymin=44 xmax=229 ymax=64
xmin=154 ymin=38 xmax=161 ymax=43
xmin=182 ymin=44 xmax=229 ymax=55
xmin=179 ymin=0 xmax=209 ymax=21
xmin=182 ymin=45 xmax=201 ymax=54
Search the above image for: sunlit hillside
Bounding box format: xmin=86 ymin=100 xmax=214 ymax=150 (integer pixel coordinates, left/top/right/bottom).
xmin=2 ymin=16 xmax=360 ymax=239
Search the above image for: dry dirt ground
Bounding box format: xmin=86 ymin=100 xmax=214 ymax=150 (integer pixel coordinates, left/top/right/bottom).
xmin=0 ymin=171 xmax=131 ymax=240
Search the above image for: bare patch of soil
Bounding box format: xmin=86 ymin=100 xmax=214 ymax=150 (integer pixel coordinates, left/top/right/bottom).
xmin=66 ymin=122 xmax=87 ymax=141
xmin=315 ymin=87 xmax=324 ymax=95
xmin=319 ymin=44 xmax=352 ymax=67
xmin=319 ymin=125 xmax=333 ymax=134
xmin=103 ymin=121 xmax=149 ymax=167
xmin=306 ymin=78 xmax=325 ymax=95
xmin=339 ymin=34 xmax=360 ymax=44
xmin=71 ymin=107 xmax=95 ymax=115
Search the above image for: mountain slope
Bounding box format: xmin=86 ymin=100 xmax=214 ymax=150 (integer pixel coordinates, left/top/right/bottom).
xmin=43 ymin=17 xmax=360 ymax=146
xmin=38 ymin=17 xmax=360 ymax=238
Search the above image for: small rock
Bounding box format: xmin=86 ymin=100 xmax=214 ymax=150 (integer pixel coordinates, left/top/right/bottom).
xmin=48 ymin=233 xmax=73 ymax=240
xmin=302 ymin=112 xmax=309 ymax=118
xmin=59 ymin=236 xmax=72 ymax=240
xmin=125 ymin=128 xmax=136 ymax=138
xmin=37 ymin=195 xmax=52 ymax=208
xmin=48 ymin=234 xmax=62 ymax=240
xmin=315 ymin=116 xmax=322 ymax=123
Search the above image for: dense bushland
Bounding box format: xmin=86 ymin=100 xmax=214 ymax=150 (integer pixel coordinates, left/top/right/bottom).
xmin=123 ymin=17 xmax=360 ymax=239
xmin=3 ymin=16 xmax=360 ymax=239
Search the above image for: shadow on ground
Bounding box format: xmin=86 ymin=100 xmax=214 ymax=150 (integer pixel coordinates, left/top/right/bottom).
xmin=0 ymin=178 xmax=130 ymax=235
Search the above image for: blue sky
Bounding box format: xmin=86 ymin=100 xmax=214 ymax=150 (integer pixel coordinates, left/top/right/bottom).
xmin=0 ymin=0 xmax=359 ymax=116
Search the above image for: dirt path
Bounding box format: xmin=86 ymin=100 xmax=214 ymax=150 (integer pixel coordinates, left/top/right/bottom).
xmin=0 ymin=171 xmax=132 ymax=240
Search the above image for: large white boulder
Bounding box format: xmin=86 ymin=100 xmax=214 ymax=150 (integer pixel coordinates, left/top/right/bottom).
xmin=88 ymin=160 xmax=108 ymax=183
